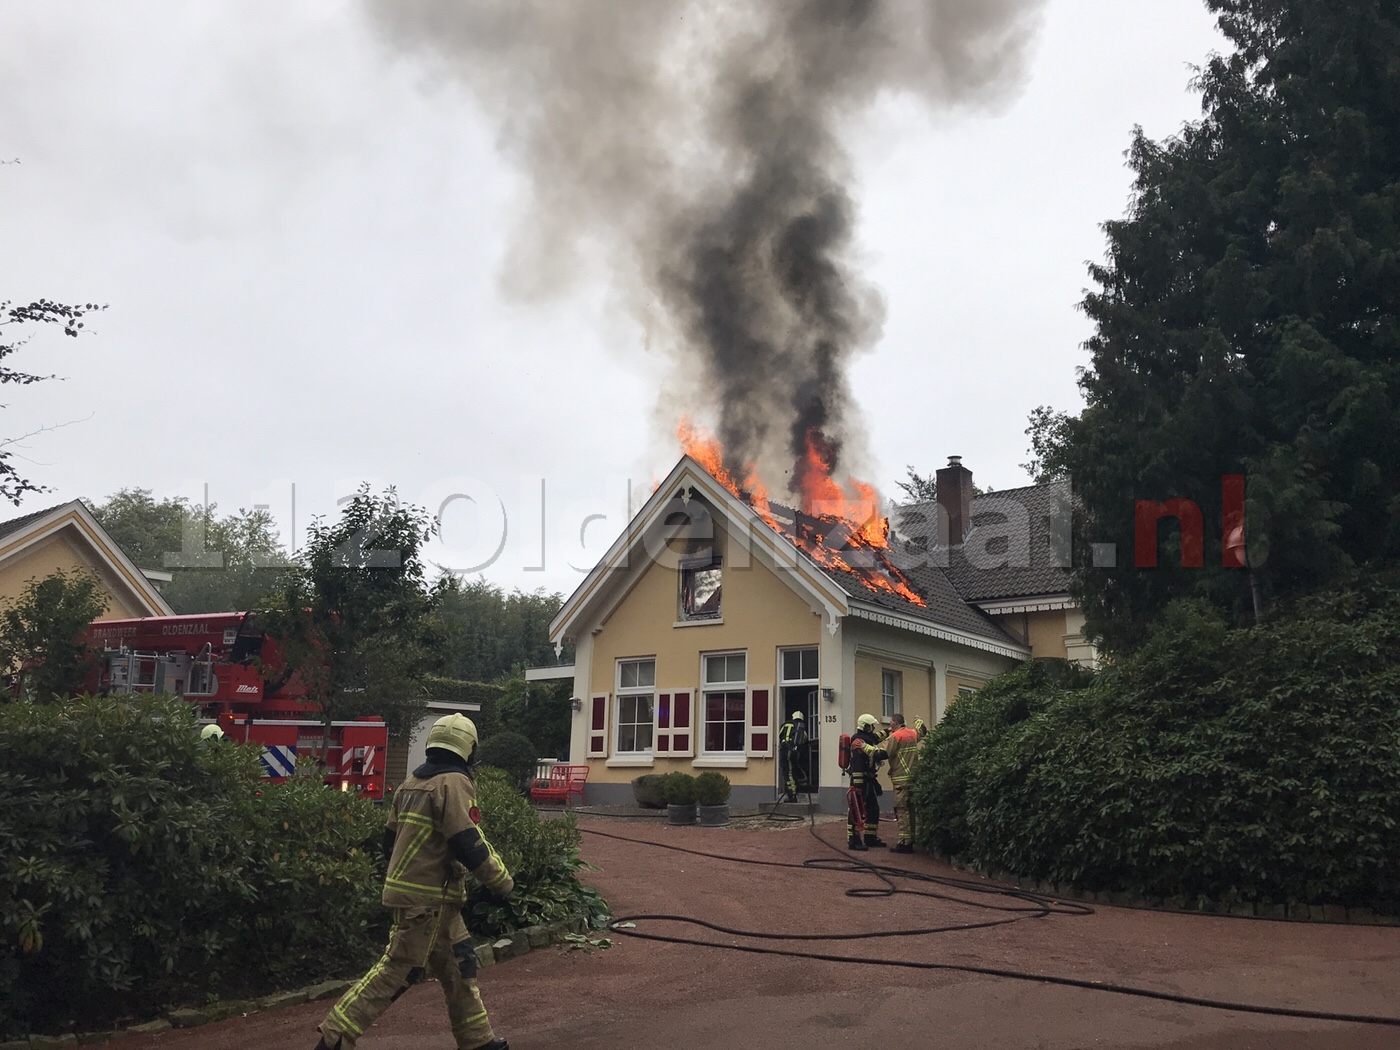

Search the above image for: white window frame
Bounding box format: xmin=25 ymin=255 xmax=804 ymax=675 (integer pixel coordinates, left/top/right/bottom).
xmin=881 ymin=668 xmax=902 ymax=719
xmin=700 ymin=650 xmax=747 ymax=757
xmin=614 ymin=658 xmax=656 ymax=757
xmin=779 ymin=647 xmax=819 ymax=689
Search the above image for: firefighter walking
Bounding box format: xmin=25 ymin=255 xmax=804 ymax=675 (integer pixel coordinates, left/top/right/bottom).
xmin=313 ymin=714 xmax=513 ymax=1050
xmin=882 ymin=713 xmax=922 ymax=853
xmin=845 ymin=712 xmax=888 ymax=851
xmin=777 ymin=709 xmax=810 ymax=801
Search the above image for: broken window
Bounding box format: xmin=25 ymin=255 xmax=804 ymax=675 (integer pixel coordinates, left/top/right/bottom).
xmin=679 ymin=551 xmax=722 ymax=620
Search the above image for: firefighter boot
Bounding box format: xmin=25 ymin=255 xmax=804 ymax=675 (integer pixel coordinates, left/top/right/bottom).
xmin=313 ymin=1039 xmax=342 ymax=1050
xmin=847 ymin=837 xmax=868 ymax=851
xmin=467 ymin=1039 xmax=509 ymax=1050
xmin=892 ymin=843 xmax=914 ymax=854
xmin=865 ymin=836 xmax=888 ymax=848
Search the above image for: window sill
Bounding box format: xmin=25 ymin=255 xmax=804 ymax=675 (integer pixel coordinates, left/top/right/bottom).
xmin=606 ymin=755 xmax=654 ymax=768
xmin=692 ymin=755 xmax=748 ymax=769
xmin=673 ymin=618 xmax=723 ymax=628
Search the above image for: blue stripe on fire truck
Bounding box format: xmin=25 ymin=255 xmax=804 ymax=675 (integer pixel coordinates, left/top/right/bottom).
xmin=259 ymin=744 xmax=296 ymax=778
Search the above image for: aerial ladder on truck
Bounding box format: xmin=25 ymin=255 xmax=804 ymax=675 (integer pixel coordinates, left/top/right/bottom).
xmin=82 ymin=611 xmax=389 ymax=799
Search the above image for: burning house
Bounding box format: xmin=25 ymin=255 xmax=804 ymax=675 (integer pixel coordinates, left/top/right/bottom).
xmin=376 ymin=3 xmax=1068 ymax=809
xmin=550 ymin=443 xmax=1093 ymax=812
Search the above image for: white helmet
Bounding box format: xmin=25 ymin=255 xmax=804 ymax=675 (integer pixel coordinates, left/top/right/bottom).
xmin=856 ymin=713 xmax=878 ymax=731
xmin=199 ymin=723 xmax=226 ymax=741
xmin=426 ymin=713 xmax=479 ymax=761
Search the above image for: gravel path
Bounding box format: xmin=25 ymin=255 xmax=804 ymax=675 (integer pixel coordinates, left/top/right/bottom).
xmin=101 ymin=814 xmax=1400 ymax=1050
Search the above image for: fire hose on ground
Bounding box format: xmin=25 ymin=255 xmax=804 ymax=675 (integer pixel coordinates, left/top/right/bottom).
xmin=578 ymin=816 xmax=1400 ymax=1029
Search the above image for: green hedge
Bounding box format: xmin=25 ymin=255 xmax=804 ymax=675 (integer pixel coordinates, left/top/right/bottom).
xmin=0 ymin=696 xmax=607 ymax=1039
xmin=911 ymin=580 xmax=1400 ymax=910
xmin=0 ymin=695 xmax=385 ymax=1038
xmin=424 ymin=676 xmax=503 ymax=740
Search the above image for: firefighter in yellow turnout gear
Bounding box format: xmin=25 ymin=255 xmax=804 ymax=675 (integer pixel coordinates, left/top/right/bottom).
xmin=881 ymin=713 xmax=922 ymax=853
xmin=313 ymin=714 xmax=513 ymax=1050
xmin=777 ymin=710 xmax=809 ymax=801
xmin=846 ymin=713 xmax=888 ymax=850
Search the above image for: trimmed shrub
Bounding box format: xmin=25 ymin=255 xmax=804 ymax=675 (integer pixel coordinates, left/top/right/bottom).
xmin=631 ymin=774 xmax=668 ymax=808
xmin=694 ymin=772 xmax=731 ymax=806
xmin=911 ymin=579 xmax=1400 ymax=910
xmin=909 ymin=659 xmax=1093 ymax=858
xmin=465 ymin=768 xmax=609 ymax=936
xmin=663 ymin=773 xmax=697 ymax=806
xmin=476 ymin=730 xmax=538 ymax=792
xmin=0 ymin=695 xmax=386 ymax=1039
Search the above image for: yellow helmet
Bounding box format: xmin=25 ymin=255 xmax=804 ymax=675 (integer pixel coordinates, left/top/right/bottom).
xmin=856 ymin=713 xmax=878 ymax=731
xmin=791 ymin=711 xmax=804 ymax=720
xmin=426 ymin=713 xmax=479 ymax=761
xmin=199 ymin=723 xmax=226 ymax=741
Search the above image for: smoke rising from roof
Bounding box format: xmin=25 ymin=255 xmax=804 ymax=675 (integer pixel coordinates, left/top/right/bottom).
xmin=366 ymin=1 xmax=1045 ymax=494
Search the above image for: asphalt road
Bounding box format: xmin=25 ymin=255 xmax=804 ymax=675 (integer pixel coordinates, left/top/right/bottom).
xmin=103 ymin=814 xmax=1400 ymax=1050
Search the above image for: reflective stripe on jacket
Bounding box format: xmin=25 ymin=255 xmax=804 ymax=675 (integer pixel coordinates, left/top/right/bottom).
xmin=883 ymin=726 xmax=921 ymax=785
xmin=382 ymin=767 xmax=512 ymax=907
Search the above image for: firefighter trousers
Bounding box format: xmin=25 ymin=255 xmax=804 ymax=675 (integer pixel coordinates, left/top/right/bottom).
xmin=319 ymin=901 xmax=495 ymax=1050
xmin=892 ymin=782 xmax=913 ymax=844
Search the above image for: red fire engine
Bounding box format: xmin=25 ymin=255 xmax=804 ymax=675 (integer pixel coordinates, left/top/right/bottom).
xmin=82 ymin=611 xmax=388 ymax=799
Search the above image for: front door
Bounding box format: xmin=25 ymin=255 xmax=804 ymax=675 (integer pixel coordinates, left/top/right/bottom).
xmin=779 ymin=684 xmax=819 ymax=792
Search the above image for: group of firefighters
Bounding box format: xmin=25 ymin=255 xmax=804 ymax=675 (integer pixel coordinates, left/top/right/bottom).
xmin=311 ymin=704 xmax=932 ymax=1050
xmin=778 ymin=707 xmax=928 ymax=853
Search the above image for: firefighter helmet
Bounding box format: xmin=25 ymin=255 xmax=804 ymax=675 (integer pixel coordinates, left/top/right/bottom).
xmin=426 ymin=713 xmax=479 ymax=761
xmin=199 ymin=723 xmax=225 ymax=741
xmin=856 ymin=713 xmax=878 ymax=731
xmin=791 ymin=711 xmax=804 ymax=720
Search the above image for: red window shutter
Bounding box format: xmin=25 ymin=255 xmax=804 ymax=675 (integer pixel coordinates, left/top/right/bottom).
xmin=747 ymin=686 xmax=772 ymax=757
xmin=587 ymin=694 xmax=609 ymax=758
xmin=671 ymin=690 xmax=693 ymax=757
xmin=655 ymin=692 xmax=672 ymax=753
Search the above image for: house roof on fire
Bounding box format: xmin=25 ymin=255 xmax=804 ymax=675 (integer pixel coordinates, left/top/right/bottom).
xmin=550 ymin=457 xmax=1040 ymax=661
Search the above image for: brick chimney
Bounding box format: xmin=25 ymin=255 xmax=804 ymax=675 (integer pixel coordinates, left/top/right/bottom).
xmin=936 ymin=455 xmax=974 ymax=546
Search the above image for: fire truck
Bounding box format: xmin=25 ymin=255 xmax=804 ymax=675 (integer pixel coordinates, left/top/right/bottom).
xmin=82 ymin=611 xmax=388 ymax=799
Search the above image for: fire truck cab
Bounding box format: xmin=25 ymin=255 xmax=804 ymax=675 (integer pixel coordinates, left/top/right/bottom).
xmin=83 ymin=612 xmax=388 ymax=799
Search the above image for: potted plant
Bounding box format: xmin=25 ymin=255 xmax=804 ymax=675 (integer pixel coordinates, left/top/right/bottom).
xmin=694 ymin=772 xmax=731 ymax=826
xmin=663 ymin=772 xmax=698 ymax=825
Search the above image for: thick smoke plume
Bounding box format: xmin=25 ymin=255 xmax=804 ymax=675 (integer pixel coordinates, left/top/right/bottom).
xmin=367 ymin=1 xmax=1045 ymax=497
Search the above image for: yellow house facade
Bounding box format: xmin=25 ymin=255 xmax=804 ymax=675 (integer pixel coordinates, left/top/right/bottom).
xmin=551 ymin=458 xmax=1035 ymax=811
xmin=0 ymin=501 xmax=173 ymax=620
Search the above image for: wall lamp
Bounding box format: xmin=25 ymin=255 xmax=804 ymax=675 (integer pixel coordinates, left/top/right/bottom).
xmin=570 ymin=697 xmax=584 ymax=712
xmin=822 ymin=687 xmax=836 ymax=703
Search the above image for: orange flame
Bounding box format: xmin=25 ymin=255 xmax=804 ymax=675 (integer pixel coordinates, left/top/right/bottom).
xmin=678 ymin=418 xmax=776 ymax=528
xmin=675 ymin=420 xmax=924 ymax=606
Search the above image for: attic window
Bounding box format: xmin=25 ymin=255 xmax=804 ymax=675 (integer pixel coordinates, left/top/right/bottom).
xmin=679 ymin=551 xmax=722 ymax=620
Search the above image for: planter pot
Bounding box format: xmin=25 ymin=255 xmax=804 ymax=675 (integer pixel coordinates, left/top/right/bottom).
xmin=666 ymin=802 xmax=697 ymax=825
xmin=698 ymin=803 xmax=730 ymax=827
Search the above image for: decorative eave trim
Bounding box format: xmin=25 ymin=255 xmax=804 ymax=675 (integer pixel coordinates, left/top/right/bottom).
xmin=973 ymin=594 xmax=1076 ymax=615
xmin=848 ymin=601 xmax=1030 ymax=662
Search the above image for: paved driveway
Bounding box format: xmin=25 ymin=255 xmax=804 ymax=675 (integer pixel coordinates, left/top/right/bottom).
xmin=104 ymin=815 xmax=1400 ymax=1050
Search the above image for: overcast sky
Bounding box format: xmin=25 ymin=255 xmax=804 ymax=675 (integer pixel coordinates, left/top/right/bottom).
xmin=0 ymin=0 xmax=1224 ymax=595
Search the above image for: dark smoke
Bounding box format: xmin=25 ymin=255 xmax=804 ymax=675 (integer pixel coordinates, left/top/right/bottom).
xmin=365 ymin=0 xmax=1045 ymax=493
